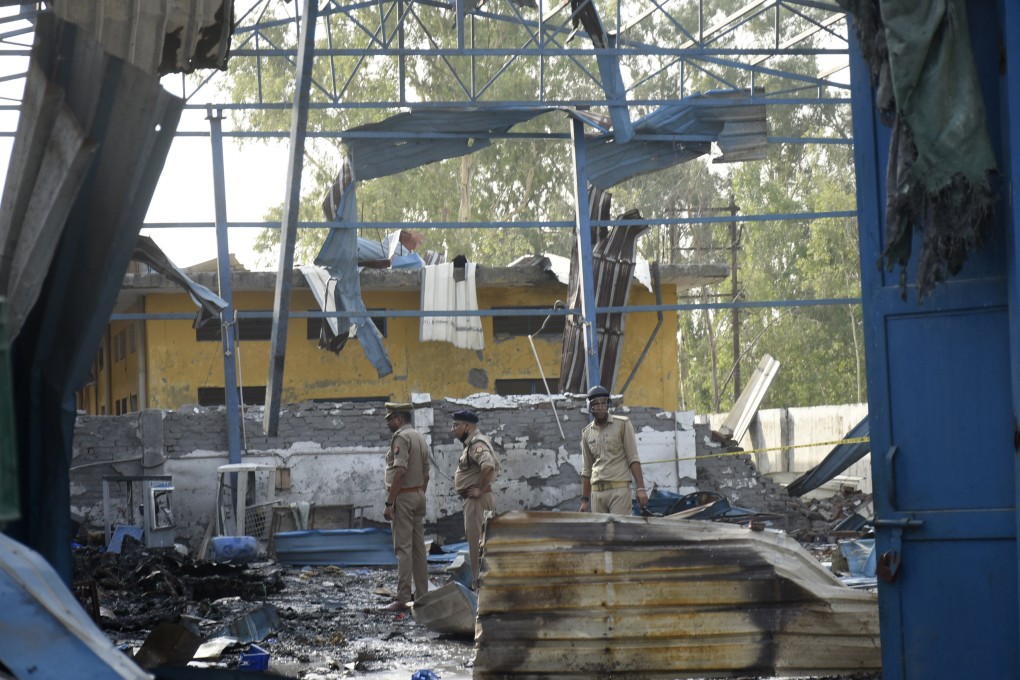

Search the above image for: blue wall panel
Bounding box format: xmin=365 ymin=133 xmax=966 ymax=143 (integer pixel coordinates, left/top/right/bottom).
xmin=848 ymin=1 xmax=1019 ymax=677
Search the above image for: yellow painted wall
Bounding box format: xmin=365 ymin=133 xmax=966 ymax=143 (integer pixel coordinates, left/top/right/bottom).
xmin=89 ymin=284 xmax=679 ymax=412
xmin=107 ymin=319 xmax=141 ymax=414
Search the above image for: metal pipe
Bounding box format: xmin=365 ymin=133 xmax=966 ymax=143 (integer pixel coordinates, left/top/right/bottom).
xmin=207 ymin=105 xmax=242 ymax=465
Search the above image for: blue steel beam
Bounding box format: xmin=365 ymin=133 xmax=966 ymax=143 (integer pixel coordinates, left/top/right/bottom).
xmin=569 ymin=115 xmax=601 ymax=389
xmin=141 ymin=209 xmax=858 ymax=231
xmin=179 ymin=0 xmax=849 ymax=109
xmin=108 ymin=296 xmax=862 ymax=323
xmin=207 ymin=106 xmax=243 ymax=465
xmin=264 ymin=0 xmax=319 ymax=436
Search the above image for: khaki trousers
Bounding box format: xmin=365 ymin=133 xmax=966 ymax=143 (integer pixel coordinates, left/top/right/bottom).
xmin=392 ymin=489 xmax=428 ymax=603
xmin=463 ymin=491 xmax=495 ymax=589
xmin=592 ymin=485 xmax=631 ymax=515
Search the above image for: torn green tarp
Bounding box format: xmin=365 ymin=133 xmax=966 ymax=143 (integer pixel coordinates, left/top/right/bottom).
xmin=840 ymin=0 xmax=997 ymax=301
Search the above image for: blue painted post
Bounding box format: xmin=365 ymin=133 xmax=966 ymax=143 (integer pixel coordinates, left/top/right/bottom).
xmin=207 ymin=105 xmax=241 ymax=465
xmin=264 ymin=0 xmax=318 ymax=435
xmin=569 ymin=116 xmax=601 ymax=389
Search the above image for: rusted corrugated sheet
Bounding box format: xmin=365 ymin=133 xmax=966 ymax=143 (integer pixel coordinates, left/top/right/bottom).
xmin=474 ymin=512 xmax=881 ymax=679
xmin=51 ymin=0 xmax=233 ymax=75
xmin=559 ymin=189 xmax=648 ymax=394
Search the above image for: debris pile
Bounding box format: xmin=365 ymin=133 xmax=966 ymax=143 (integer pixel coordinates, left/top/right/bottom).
xmin=73 ymin=538 xmax=474 ymax=677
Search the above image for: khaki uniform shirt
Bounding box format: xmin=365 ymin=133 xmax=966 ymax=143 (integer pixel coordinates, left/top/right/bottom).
xmin=454 ymin=430 xmax=499 ymax=495
xmin=385 ymin=423 xmax=430 ymax=490
xmin=581 ymin=414 xmax=639 ymax=483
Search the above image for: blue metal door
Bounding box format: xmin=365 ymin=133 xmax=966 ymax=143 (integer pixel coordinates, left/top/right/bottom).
xmin=847 ymin=2 xmax=1018 ymax=677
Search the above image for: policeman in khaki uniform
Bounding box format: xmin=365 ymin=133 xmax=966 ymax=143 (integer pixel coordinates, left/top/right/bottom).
xmin=382 ymin=402 xmax=430 ymax=611
xmin=579 ymin=386 xmax=649 ymax=515
xmin=452 ymin=409 xmax=498 ymax=590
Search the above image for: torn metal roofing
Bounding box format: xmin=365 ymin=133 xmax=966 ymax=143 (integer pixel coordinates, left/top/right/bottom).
xmin=787 ymin=415 xmax=871 ymax=498
xmin=3 ymin=11 xmax=184 ymax=579
xmin=344 ymin=109 xmax=547 ymax=182
xmin=585 ymin=90 xmax=768 ymax=188
xmin=560 ymin=190 xmax=648 ymax=393
xmin=131 ymin=235 xmax=227 ymax=328
xmin=340 ymin=93 xmax=766 ymax=189
xmin=51 ymin=0 xmax=234 ymax=75
xmin=474 ymin=511 xmax=881 ymax=679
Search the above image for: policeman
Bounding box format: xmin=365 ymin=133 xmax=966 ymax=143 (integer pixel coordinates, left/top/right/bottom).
xmin=579 ymin=386 xmax=649 ymax=515
xmin=382 ymin=402 xmax=430 ymax=611
xmin=452 ymin=409 xmax=498 ymax=590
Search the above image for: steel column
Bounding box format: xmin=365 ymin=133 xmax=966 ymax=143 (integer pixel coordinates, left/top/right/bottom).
xmin=264 ymin=0 xmax=318 ymax=435
xmin=207 ymin=106 xmax=241 ymax=464
xmin=569 ymin=116 xmax=601 ymax=389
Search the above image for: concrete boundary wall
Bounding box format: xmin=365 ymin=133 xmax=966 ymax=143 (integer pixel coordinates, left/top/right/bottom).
xmin=700 ymin=403 xmax=870 ymax=493
xmin=71 ymin=398 xmax=698 ymax=550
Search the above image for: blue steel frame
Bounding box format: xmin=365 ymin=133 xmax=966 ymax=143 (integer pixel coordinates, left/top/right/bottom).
xmin=0 ymin=1 xmax=855 ymax=422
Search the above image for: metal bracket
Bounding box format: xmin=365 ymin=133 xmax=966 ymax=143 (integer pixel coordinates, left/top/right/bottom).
xmin=885 ymin=445 xmax=898 ymax=510
xmin=873 ymin=515 xmax=923 ymax=583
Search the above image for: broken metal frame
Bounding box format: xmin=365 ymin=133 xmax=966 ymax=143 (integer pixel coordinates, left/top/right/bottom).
xmin=169 ymin=0 xmax=849 ymax=109
xmin=0 ymin=0 xmax=855 ymax=432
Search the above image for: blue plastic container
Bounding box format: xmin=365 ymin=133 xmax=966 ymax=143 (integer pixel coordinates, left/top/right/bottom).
xmin=238 ymin=643 xmax=269 ymax=671
xmin=210 ymin=535 xmax=258 ymax=563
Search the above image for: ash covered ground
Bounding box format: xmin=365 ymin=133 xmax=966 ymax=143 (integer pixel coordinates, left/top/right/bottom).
xmin=77 ymin=543 xmax=475 ymax=679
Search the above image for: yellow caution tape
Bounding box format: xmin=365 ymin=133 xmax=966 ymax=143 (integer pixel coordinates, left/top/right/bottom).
xmin=644 ymin=436 xmax=871 ymax=465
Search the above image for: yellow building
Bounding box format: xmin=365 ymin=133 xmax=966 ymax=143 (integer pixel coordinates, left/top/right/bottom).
xmin=77 ymin=259 xmax=726 ymax=414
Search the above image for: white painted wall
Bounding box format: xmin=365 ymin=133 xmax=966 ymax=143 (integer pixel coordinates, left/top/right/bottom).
xmin=160 ymin=408 xmax=698 ymax=549
xmin=700 ymin=403 xmax=870 ymax=494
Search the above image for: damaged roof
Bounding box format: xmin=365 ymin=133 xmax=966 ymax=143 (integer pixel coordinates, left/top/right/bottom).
xmin=50 ymin=0 xmax=233 ymax=75
xmin=340 ymin=91 xmax=766 ymax=190
xmin=119 ymin=260 xmax=729 ymax=296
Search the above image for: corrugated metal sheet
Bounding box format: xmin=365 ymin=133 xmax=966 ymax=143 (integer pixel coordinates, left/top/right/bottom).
xmin=2 ymin=11 xmax=184 ymax=578
xmin=559 ymin=190 xmax=648 ymax=394
xmin=474 ymin=511 xmax=881 ymax=679
xmin=586 ymin=90 xmax=768 ymax=189
xmin=132 ymin=235 xmax=227 ymax=327
xmin=341 ymin=93 xmax=765 ymax=188
xmin=51 ymin=0 xmax=233 ymax=75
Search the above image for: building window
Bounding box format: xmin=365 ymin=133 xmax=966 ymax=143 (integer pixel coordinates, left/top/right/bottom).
xmin=128 ymin=323 xmax=136 ymax=354
xmin=310 ymin=396 xmax=390 ymax=404
xmin=114 ymin=330 xmax=127 ymax=362
xmin=495 ymin=378 xmax=559 ymax=396
xmin=120 ymin=397 xmax=128 ymax=414
xmin=129 ymin=394 xmax=138 ymax=412
xmin=491 ymin=307 xmax=566 ymax=337
xmin=198 ymin=386 xmax=268 ymax=407
xmin=196 ymin=317 xmax=274 ymax=342
xmin=306 ymin=310 xmax=387 ymax=340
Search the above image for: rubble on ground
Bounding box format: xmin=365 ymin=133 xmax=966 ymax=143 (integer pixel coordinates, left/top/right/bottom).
xmin=71 ymin=431 xmax=876 ymax=679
